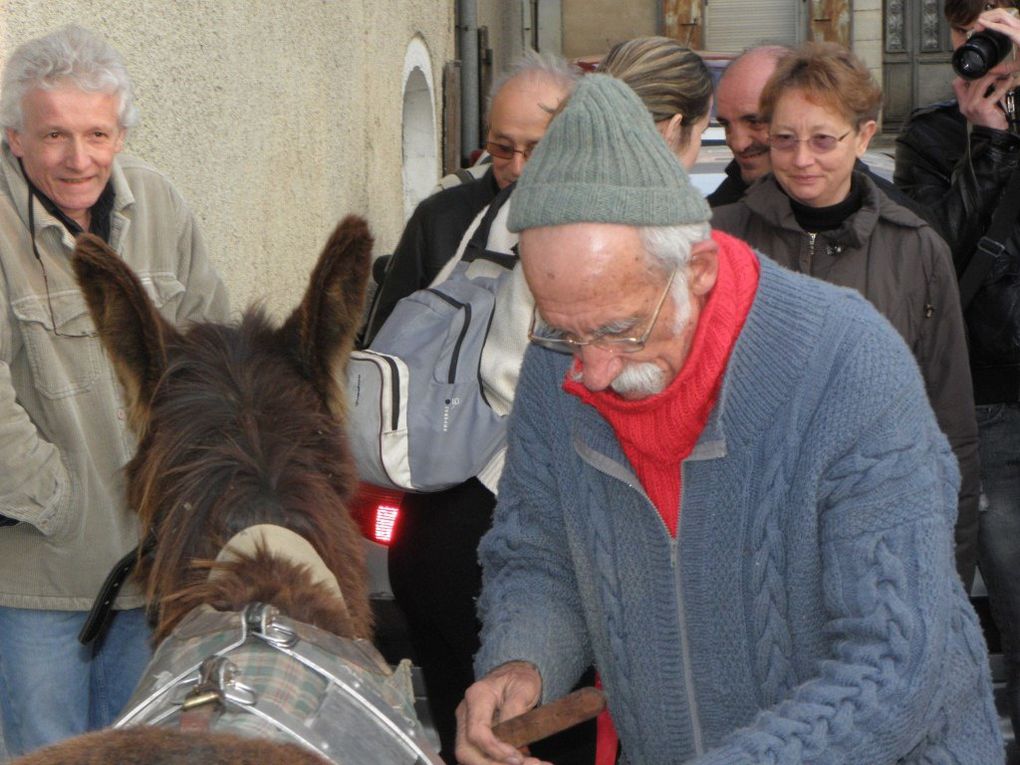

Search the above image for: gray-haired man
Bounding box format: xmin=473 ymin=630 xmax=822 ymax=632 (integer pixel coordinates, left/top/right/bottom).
xmin=0 ymin=25 xmax=228 ymax=755
xmin=456 ymin=73 xmax=1001 ymax=765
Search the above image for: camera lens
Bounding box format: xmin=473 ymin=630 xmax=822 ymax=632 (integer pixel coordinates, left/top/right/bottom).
xmin=952 ymin=28 xmax=1014 ymax=79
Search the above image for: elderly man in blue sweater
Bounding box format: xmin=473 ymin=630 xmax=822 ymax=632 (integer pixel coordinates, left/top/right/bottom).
xmin=454 ymin=74 xmax=1002 ymax=765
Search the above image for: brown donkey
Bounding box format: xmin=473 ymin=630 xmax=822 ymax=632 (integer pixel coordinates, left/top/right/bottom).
xmin=12 ymin=216 xmax=442 ymax=764
xmin=74 ymin=215 xmax=374 ymax=645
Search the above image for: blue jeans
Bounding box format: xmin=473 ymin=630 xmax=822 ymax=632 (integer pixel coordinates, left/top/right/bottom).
xmin=0 ymin=606 xmax=152 ymax=756
xmin=976 ymin=403 xmax=1020 ymax=741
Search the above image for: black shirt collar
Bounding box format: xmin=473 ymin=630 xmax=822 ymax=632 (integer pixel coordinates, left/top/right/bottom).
xmin=785 ymin=174 xmax=863 ymax=234
xmin=18 ymin=158 xmax=116 ymax=243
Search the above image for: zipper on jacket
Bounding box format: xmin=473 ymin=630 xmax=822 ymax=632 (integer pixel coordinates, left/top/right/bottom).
xmin=574 ymin=441 xmax=706 ymax=757
xmin=807 ymin=231 xmax=817 ymax=270
xmin=675 ymin=460 xmax=705 ymax=756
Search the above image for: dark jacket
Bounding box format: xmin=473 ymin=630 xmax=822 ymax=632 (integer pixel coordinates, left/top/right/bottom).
xmin=713 ymin=173 xmax=980 ymax=587
xmin=705 ymin=159 xmax=747 ymax=207
xmin=361 ymin=167 xmax=500 ymax=345
xmin=894 ymin=100 xmax=1020 ymax=405
xmin=708 ymin=157 xmax=929 ymax=218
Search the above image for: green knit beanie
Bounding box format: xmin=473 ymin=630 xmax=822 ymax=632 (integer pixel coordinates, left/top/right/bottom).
xmin=507 ymin=73 xmax=711 ymax=232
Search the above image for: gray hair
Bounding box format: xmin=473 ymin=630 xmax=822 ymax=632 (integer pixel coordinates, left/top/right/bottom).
xmin=486 ymin=48 xmax=581 ymax=120
xmin=1 ymin=25 xmax=138 ymax=132
xmin=639 ymin=221 xmax=711 ymax=274
xmin=640 ymin=222 xmax=711 ymax=329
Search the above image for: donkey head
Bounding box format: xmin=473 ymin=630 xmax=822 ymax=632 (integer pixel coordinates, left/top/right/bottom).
xmin=72 ymin=216 xmax=374 ymax=640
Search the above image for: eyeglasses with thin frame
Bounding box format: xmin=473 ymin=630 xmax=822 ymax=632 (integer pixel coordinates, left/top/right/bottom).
xmin=528 ymin=267 xmax=677 ymax=354
xmin=768 ymin=130 xmax=852 ymax=153
xmin=485 ymin=141 xmax=534 ymax=161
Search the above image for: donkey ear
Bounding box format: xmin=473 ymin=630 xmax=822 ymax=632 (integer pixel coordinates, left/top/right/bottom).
xmin=281 ymin=215 xmax=373 ymax=413
xmin=72 ymin=233 xmax=177 ymax=418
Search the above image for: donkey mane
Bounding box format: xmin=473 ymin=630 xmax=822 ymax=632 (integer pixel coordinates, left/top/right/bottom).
xmin=72 ymin=216 xmax=375 ymax=646
xmin=130 ymin=311 xmax=369 ymax=642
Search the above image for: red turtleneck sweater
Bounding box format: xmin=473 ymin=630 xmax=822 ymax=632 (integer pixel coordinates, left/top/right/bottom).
xmin=564 ymin=230 xmax=760 ymax=537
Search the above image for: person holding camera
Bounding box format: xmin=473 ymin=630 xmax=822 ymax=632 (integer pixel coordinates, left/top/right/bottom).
xmin=895 ymin=0 xmax=1020 ymax=749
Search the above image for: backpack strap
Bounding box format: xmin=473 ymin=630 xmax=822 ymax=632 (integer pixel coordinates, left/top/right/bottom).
xmin=462 ymin=182 xmax=518 ymax=271
xmin=958 ymin=163 xmax=1020 ymax=309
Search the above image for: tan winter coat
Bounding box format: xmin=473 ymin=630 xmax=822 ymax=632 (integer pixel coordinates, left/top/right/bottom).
xmin=0 ymin=142 xmax=229 ymax=610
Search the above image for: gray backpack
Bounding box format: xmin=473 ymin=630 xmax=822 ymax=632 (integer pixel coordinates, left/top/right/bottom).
xmin=345 ymin=188 xmax=514 ymax=492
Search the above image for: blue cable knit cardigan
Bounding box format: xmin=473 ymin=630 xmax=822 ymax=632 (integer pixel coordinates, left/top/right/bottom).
xmin=475 ymin=252 xmax=1002 ymax=764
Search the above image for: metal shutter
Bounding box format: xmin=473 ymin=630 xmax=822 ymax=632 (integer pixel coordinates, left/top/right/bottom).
xmin=703 ymin=0 xmax=803 ymax=53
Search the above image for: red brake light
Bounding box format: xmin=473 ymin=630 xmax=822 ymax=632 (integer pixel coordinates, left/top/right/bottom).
xmin=351 ymin=483 xmax=405 ymax=546
xmin=373 ymin=503 xmax=399 ymax=544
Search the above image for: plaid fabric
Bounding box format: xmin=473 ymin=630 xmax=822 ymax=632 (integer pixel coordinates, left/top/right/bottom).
xmin=121 ymin=606 xmax=432 ymax=761
xmin=200 ymin=643 xmax=327 ymax=741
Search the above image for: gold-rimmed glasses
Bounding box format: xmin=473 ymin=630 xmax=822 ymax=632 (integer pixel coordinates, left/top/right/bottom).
xmin=527 ymin=267 xmax=677 ymax=354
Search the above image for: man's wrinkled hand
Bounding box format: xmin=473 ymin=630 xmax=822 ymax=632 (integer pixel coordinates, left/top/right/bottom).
xmin=454 ymin=661 xmax=548 ymax=765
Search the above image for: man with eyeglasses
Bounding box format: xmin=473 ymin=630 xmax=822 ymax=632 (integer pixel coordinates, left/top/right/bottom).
xmin=0 ymin=26 xmax=228 ymax=757
xmin=454 ymin=72 xmax=1002 ymax=765
xmin=361 ymin=50 xmax=578 ymax=346
xmin=372 ymin=50 xmax=581 ymax=765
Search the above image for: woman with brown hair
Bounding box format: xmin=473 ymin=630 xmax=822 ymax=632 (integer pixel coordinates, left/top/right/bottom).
xmin=713 ymin=41 xmax=979 ymax=596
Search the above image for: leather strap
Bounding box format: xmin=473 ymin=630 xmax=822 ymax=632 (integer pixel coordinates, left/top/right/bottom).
xmin=958 ymin=162 xmax=1020 ymax=309
xmin=78 ymin=534 xmax=155 ymax=646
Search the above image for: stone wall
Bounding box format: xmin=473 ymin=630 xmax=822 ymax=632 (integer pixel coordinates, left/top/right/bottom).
xmin=0 ymin=0 xmax=455 ymax=317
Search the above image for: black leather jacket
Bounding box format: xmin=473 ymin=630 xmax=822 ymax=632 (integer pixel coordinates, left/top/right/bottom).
xmin=895 ymin=100 xmax=1020 ymax=404
xmin=706 ymin=160 xmax=747 ymax=208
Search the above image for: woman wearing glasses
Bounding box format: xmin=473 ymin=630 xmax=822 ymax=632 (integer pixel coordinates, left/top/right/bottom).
xmin=713 ymin=42 xmax=980 ymax=591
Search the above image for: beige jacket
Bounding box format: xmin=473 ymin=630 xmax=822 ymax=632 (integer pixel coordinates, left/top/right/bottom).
xmin=0 ymin=143 xmax=229 ymax=610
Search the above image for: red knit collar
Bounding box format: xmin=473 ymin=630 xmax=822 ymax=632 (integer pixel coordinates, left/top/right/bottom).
xmin=563 ymin=231 xmax=760 ymax=535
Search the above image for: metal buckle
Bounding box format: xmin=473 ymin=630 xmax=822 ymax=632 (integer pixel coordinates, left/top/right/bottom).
xmin=247 ymin=602 xmax=298 ymax=649
xmin=976 ymin=236 xmax=1006 ymax=260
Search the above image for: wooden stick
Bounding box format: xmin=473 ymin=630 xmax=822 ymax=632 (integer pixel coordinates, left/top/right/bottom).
xmin=491 ymin=687 xmax=607 ymax=748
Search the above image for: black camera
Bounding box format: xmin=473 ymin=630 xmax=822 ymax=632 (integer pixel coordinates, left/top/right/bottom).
xmin=953 ymin=11 xmax=1018 ymax=79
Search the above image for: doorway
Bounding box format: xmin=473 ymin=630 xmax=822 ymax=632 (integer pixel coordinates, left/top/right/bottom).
xmin=882 ymin=0 xmax=955 ymax=132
